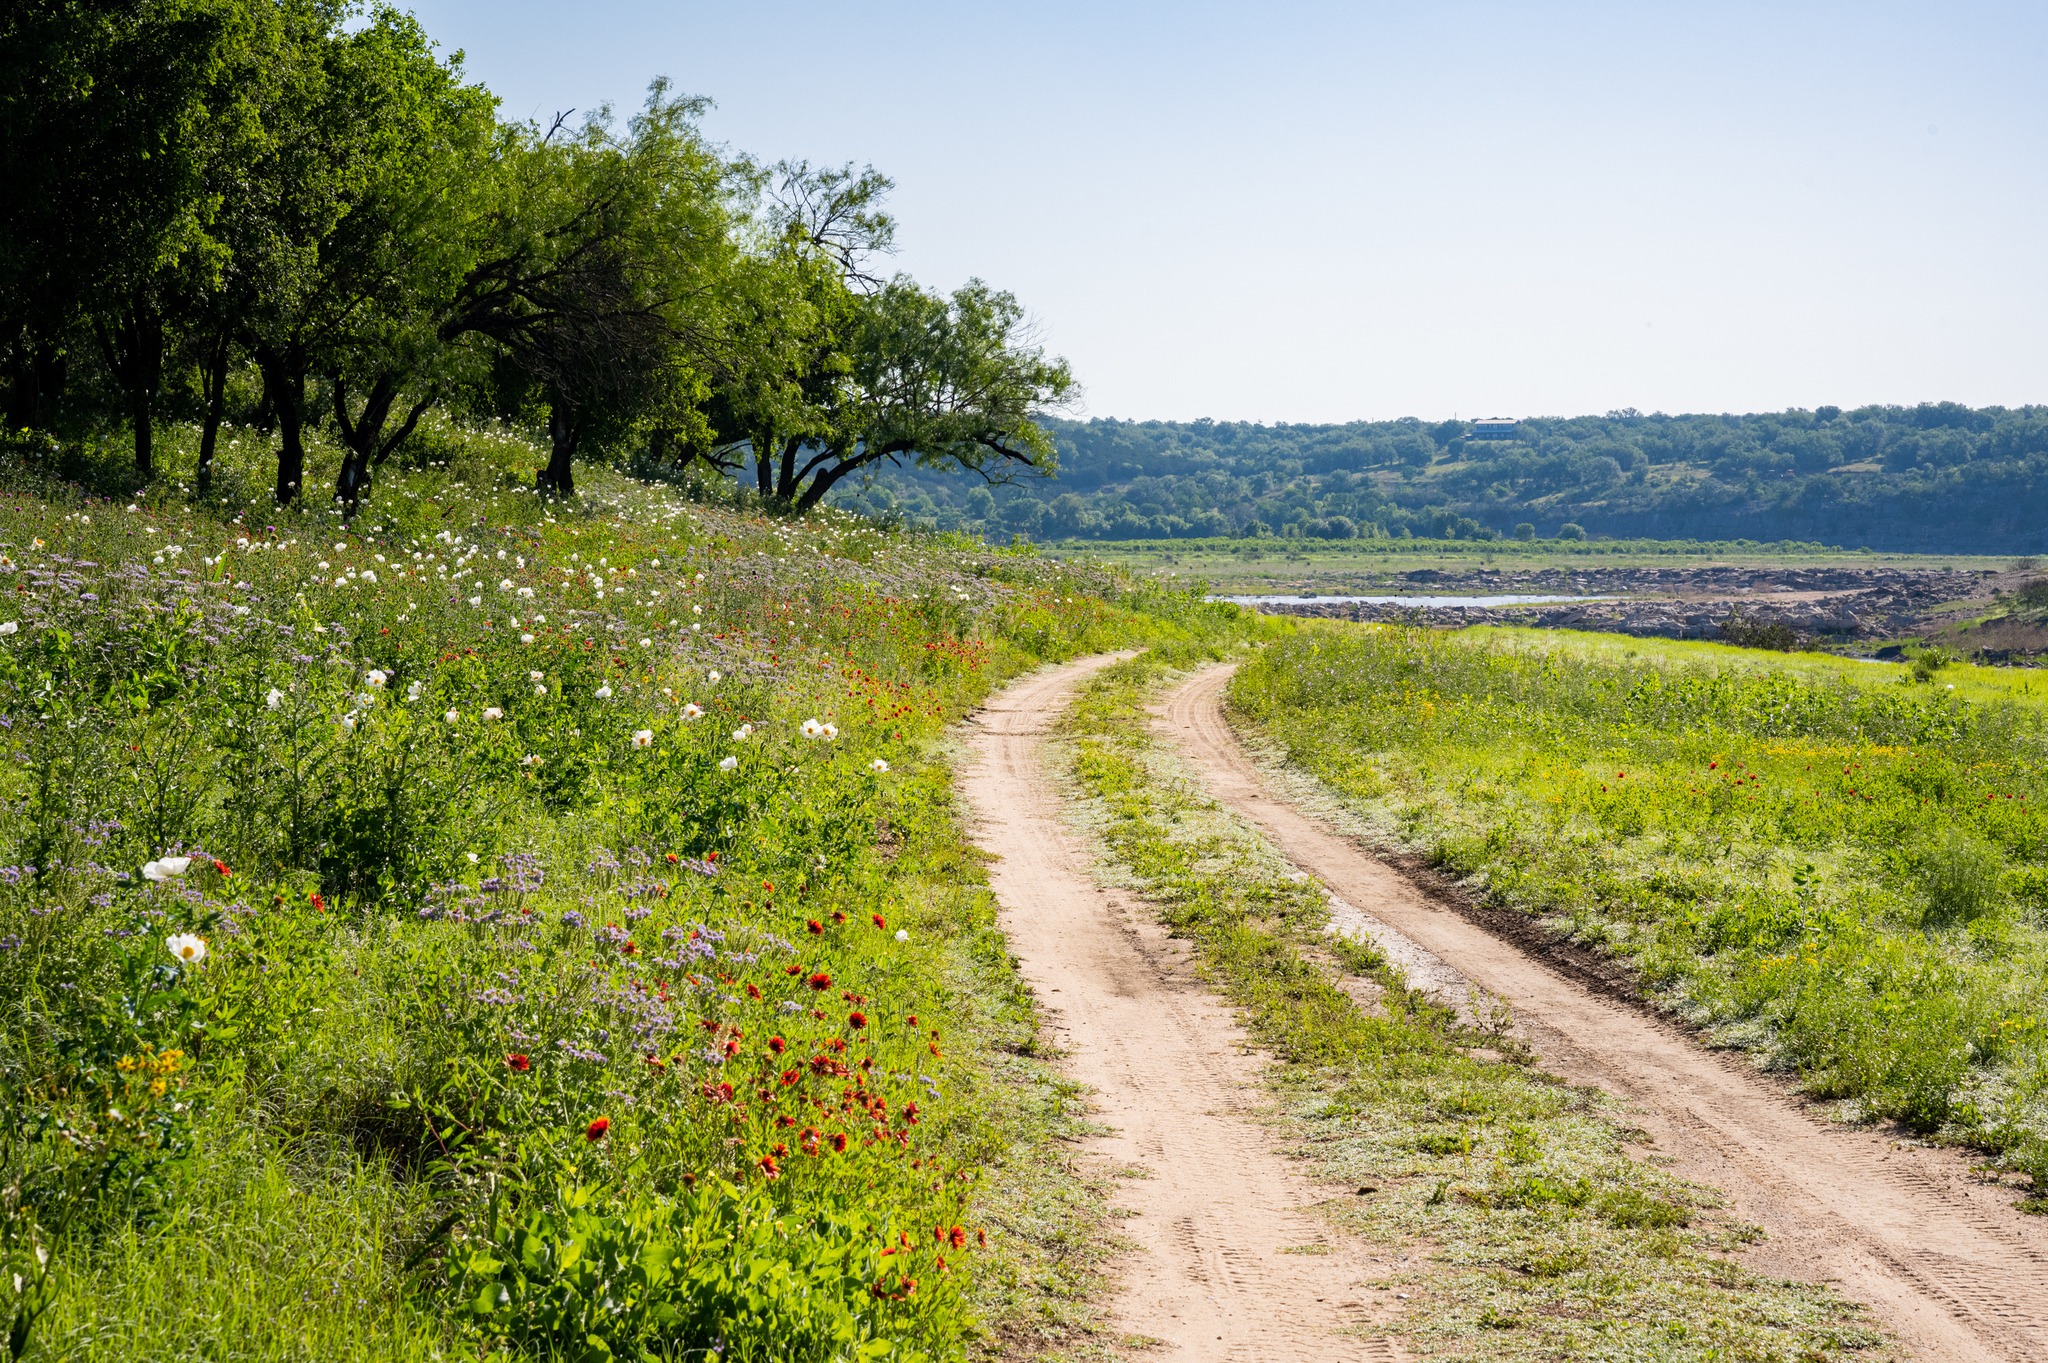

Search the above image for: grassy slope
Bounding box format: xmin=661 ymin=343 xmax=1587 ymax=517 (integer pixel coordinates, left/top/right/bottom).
xmin=0 ymin=424 xmax=1248 ymax=1361
xmin=1054 ymin=652 xmax=1893 ymax=1362
xmin=1228 ymin=624 xmax=2048 ymax=1201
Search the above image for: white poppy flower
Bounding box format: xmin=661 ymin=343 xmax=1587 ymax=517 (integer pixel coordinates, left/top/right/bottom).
xmin=800 ymin=719 xmax=825 ymax=739
xmin=707 ymin=670 xmax=721 ymax=683
xmin=894 ymin=929 xmax=909 ymax=943
xmin=482 ymin=707 xmax=503 ymax=722
xmin=717 ymin=755 xmax=738 ymax=772
xmin=365 ymin=670 xmax=388 ymax=687
xmin=870 ymin=759 xmax=890 ymax=773
xmin=0 ymin=621 xmax=17 ymax=637
xmin=265 ymin=687 xmax=284 ymax=709
xmin=142 ymin=856 xmax=193 ymax=882
xmin=521 ymin=754 xmax=542 ymax=766
xmin=528 ymin=670 xmax=544 ymax=682
xmin=682 ymin=703 xmax=704 ymax=721
xmin=445 ymin=708 xmax=461 ymax=724
xmin=166 ymin=933 xmax=208 ymax=965
xmin=632 ymin=729 xmax=654 ymax=748
xmin=517 ymin=586 xmax=533 ymax=599
xmin=595 ymin=684 xmax=613 ymax=700
xmin=468 ymin=596 xmax=482 ymax=608
xmin=533 ymin=684 xmax=547 ymax=697
xmin=406 ymin=680 xmax=424 ymax=701
xmin=520 ymin=632 xmax=536 ymax=644
xmin=340 ymin=713 xmax=357 ymax=732
xmin=359 ymin=570 xmax=377 ymax=584
xmin=639 ymin=638 xmax=652 ymax=647
xmin=732 ymin=723 xmax=754 ymax=741
xmin=499 ymin=579 xmax=513 ymax=591
xmin=821 ymin=724 xmax=839 ymax=741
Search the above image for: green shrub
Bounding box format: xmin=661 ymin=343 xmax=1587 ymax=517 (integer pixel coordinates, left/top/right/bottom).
xmin=1917 ymin=827 xmax=2007 ymax=928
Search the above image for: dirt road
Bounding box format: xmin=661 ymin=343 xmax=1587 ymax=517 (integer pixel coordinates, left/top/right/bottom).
xmin=1160 ymin=663 xmax=2048 ymax=1363
xmin=959 ymin=656 xmax=1402 ymax=1362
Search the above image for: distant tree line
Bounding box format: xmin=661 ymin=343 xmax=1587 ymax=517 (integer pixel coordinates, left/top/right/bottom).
xmin=841 ymin=405 xmax=2048 ymax=552
xmin=0 ymin=1 xmax=1070 ymax=509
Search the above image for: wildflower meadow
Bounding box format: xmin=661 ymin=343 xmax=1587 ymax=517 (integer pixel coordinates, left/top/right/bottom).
xmin=0 ymin=425 xmax=1244 ymax=1361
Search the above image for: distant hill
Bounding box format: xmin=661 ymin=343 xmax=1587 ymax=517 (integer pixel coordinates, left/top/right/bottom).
xmin=832 ymin=403 xmax=2048 ymax=552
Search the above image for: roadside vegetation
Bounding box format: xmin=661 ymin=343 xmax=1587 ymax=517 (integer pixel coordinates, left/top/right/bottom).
xmin=1229 ymin=625 xmax=2048 ymax=1205
xmin=0 ymin=425 xmax=1244 ymax=1362
xmin=1055 ymin=651 xmax=1893 ymax=1361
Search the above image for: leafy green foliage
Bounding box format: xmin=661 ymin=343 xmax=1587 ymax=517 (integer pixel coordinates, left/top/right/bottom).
xmin=847 ymin=406 xmax=2048 ymax=551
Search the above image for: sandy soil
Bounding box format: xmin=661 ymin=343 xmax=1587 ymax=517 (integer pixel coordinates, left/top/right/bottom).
xmin=959 ymin=656 xmax=1408 ymax=1362
xmin=1160 ymin=663 xmax=2048 ymax=1363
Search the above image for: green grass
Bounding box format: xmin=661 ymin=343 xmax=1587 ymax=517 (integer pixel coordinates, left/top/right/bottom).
xmin=1053 ymin=651 xmax=1896 ymax=1362
xmin=0 ymin=420 xmax=1251 ymax=1361
xmin=1039 ymin=538 xmax=2012 ymax=598
xmin=1229 ymin=624 xmax=2048 ymax=1200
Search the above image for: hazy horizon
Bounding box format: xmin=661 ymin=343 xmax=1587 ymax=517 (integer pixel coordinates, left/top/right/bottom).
xmin=402 ymin=1 xmax=2048 ymax=425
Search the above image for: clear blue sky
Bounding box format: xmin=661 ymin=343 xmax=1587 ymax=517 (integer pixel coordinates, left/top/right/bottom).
xmin=402 ymin=1 xmax=2048 ymax=424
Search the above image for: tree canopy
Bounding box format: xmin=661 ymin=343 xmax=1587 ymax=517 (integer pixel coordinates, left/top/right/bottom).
xmin=842 ymin=405 xmax=2048 ymax=553
xmin=0 ymin=1 xmax=1071 ymax=513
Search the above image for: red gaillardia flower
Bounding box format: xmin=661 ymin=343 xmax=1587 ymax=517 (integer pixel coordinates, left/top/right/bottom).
xmin=767 ymin=1036 xmax=786 ymax=1054
xmin=585 ymin=1117 xmax=610 ymax=1142
xmin=848 ymin=1011 xmax=867 ymax=1029
xmin=870 ymin=913 xmax=886 ymax=929
xmin=806 ymin=919 xmax=823 ymax=935
xmin=506 ymin=1053 xmax=531 ymax=1072
xmin=807 ymin=971 xmax=832 ymax=991
xmin=212 ymin=859 xmax=232 ymax=877
xmin=949 ymin=1226 xmax=967 ymax=1248
xmin=829 ymin=1132 xmax=849 ymax=1153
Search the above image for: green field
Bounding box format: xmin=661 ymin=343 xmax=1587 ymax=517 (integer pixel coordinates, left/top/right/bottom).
xmin=1228 ymin=625 xmax=2048 ymax=1198
xmin=0 ymin=427 xmax=1246 ymax=1361
xmin=1040 ymin=537 xmax=2015 ymax=598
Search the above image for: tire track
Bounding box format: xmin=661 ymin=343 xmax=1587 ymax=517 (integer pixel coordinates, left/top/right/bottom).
xmin=1159 ymin=662 xmax=2048 ymax=1363
xmin=960 ymin=656 xmax=1407 ymax=1362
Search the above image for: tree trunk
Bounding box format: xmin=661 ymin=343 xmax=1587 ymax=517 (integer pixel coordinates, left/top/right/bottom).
xmin=129 ymin=385 xmax=154 ymax=479
xmin=332 ymin=376 xmax=434 ymax=514
xmin=93 ymin=296 xmax=164 ymax=479
xmin=776 ymin=435 xmax=801 ymax=502
xmin=333 ymin=375 xmax=391 ymax=512
xmin=539 ymin=404 xmax=578 ymax=495
xmin=195 ymin=330 xmax=230 ymax=495
xmin=754 ymin=434 xmax=774 ymax=499
xmin=792 ymin=449 xmax=879 ymax=514
xmin=257 ymin=352 xmax=308 ymax=505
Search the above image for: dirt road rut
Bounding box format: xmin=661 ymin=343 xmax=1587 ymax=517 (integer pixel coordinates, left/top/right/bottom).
xmin=1162 ymin=663 xmax=2048 ymax=1363
xmin=961 ymin=657 xmax=1398 ymax=1362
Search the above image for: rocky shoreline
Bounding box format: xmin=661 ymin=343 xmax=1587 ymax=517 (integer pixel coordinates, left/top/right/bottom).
xmin=1241 ymin=565 xmax=1993 ymax=643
